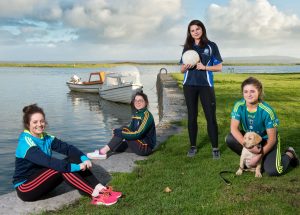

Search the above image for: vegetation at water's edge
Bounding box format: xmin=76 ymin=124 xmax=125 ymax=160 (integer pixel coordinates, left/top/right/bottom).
xmin=45 ymin=73 xmax=299 ymax=215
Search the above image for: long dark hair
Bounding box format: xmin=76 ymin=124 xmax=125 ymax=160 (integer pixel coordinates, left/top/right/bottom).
xmin=183 ymin=20 xmax=209 ymax=50
xmin=241 ymin=77 xmax=264 ymax=102
xmin=22 ymin=104 xmax=46 ymax=130
xmin=130 ymin=92 xmax=149 ymax=110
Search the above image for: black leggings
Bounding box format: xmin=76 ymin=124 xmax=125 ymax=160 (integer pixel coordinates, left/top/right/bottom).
xmin=16 ymin=157 xmax=100 ymax=201
xmin=183 ymin=85 xmax=218 ymax=148
xmin=225 ymin=132 xmax=291 ymax=176
xmin=108 ymin=127 xmax=152 ymax=156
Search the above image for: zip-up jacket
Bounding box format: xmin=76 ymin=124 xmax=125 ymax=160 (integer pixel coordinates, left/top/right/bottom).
xmin=121 ymin=108 xmax=156 ymax=149
xmin=13 ymin=130 xmax=89 ymax=187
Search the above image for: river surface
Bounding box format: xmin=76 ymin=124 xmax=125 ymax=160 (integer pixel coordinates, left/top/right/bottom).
xmin=0 ymin=64 xmax=299 ymax=195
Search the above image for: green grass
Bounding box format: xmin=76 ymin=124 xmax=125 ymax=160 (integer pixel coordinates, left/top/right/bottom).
xmin=46 ymin=73 xmax=300 ymax=215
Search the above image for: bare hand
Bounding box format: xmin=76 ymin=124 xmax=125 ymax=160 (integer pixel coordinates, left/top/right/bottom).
xmin=183 ymin=64 xmax=194 ymax=70
xmin=83 ymin=160 xmax=92 ymax=169
xmin=247 ymin=154 xmax=262 ymax=167
xmin=79 ymin=163 xmax=86 ymax=171
xmin=196 ymin=62 xmax=205 ymax=70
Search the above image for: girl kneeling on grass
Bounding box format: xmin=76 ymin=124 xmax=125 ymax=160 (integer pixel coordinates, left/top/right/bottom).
xmin=87 ymin=92 xmax=156 ymax=159
xmin=225 ymin=77 xmax=299 ymax=176
xmin=13 ymin=104 xmax=121 ymax=206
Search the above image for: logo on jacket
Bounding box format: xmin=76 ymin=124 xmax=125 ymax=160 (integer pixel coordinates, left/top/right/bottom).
xmin=203 ymin=48 xmax=210 ymax=56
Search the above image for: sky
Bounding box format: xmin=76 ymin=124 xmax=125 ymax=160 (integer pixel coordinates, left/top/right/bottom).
xmin=0 ymin=0 xmax=300 ymax=62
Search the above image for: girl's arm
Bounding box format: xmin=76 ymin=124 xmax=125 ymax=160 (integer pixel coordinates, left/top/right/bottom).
xmin=261 ymin=128 xmax=277 ymax=155
xmin=230 ymin=118 xmax=244 ymax=145
xmin=196 ymin=62 xmax=222 ymax=72
xmin=180 ymin=64 xmax=194 ymax=73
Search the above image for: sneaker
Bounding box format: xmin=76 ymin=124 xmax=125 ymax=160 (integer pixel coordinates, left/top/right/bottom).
xmin=212 ymin=149 xmax=220 ymax=159
xmin=285 ymin=147 xmax=299 ymax=167
xmin=87 ymin=150 xmax=107 ymax=160
xmin=187 ymin=147 xmax=197 ymax=157
xmin=102 ymin=186 xmax=122 ymax=198
xmin=91 ymin=193 xmax=118 ymax=206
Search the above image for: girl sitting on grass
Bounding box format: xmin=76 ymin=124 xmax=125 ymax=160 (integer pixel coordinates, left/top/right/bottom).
xmin=226 ymin=77 xmax=299 ymax=176
xmin=13 ymin=104 xmax=121 ymax=205
xmin=87 ymin=92 xmax=156 ymax=159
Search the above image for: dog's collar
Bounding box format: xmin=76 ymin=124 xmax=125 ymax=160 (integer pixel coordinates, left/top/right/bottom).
xmin=244 ymin=144 xmax=262 ymax=150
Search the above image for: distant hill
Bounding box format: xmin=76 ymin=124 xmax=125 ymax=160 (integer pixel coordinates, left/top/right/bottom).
xmin=223 ymin=56 xmax=300 ymax=64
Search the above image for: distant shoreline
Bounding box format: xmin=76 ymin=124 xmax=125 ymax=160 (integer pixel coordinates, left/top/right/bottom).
xmin=0 ymin=62 xmax=299 ymax=68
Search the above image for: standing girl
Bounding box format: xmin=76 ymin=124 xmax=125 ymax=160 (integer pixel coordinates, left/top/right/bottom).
xmin=226 ymin=77 xmax=299 ymax=176
xmin=13 ymin=104 xmax=121 ymax=205
xmin=87 ymin=92 xmax=156 ymax=159
xmin=180 ymin=20 xmax=223 ymax=158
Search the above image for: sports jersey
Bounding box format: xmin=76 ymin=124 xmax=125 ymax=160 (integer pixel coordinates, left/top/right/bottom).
xmin=180 ymin=41 xmax=222 ymax=87
xmin=121 ymin=108 xmax=156 ymax=149
xmin=13 ymin=130 xmax=88 ymax=187
xmin=231 ymin=99 xmax=279 ymax=139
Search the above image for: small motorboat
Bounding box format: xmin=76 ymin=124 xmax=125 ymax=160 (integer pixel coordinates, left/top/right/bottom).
xmin=66 ymin=72 xmax=105 ymax=93
xmin=99 ymin=66 xmax=143 ymax=104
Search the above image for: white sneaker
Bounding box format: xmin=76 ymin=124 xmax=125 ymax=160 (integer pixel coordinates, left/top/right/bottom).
xmin=87 ymin=150 xmax=107 ymax=160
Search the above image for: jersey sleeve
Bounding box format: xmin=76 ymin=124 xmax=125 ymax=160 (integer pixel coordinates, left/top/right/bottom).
xmin=263 ymin=108 xmax=279 ymax=129
xmin=211 ymin=42 xmax=223 ymax=65
xmin=231 ymin=100 xmax=243 ymax=121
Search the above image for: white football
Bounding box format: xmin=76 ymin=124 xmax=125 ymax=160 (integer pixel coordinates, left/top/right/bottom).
xmin=182 ymin=50 xmax=200 ymax=66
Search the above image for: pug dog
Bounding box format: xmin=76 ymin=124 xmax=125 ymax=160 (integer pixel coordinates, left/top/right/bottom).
xmin=236 ymin=132 xmax=263 ymax=177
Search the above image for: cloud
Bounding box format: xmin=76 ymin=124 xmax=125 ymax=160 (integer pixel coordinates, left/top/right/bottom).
xmin=0 ymin=0 xmax=186 ymax=60
xmin=206 ymin=0 xmax=300 ymax=56
xmin=0 ymin=0 xmax=185 ymax=55
xmin=63 ymin=0 xmax=183 ymax=43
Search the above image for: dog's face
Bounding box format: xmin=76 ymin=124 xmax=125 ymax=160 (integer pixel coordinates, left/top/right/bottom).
xmin=243 ymin=132 xmax=262 ymax=149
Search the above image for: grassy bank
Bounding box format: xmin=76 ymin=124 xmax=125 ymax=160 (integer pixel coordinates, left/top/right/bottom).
xmin=47 ymin=73 xmax=300 ymax=215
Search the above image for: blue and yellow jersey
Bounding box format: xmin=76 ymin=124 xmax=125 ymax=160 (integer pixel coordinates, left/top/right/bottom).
xmin=180 ymin=41 xmax=222 ymax=87
xmin=13 ymin=130 xmax=88 ymax=187
xmin=231 ymin=99 xmax=279 ymax=139
xmin=122 ymin=108 xmax=156 ymax=149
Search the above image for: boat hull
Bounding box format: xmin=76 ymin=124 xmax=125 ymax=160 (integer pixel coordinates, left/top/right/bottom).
xmin=66 ymin=82 xmax=101 ymax=93
xmin=99 ymin=84 xmax=143 ymax=104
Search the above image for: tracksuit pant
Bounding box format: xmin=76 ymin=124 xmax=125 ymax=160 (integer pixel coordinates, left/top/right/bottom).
xmin=108 ymin=128 xmax=152 ymax=156
xmin=16 ymin=156 xmax=100 ymax=201
xmin=183 ymin=85 xmax=218 ymax=148
xmin=225 ymin=132 xmax=292 ymax=176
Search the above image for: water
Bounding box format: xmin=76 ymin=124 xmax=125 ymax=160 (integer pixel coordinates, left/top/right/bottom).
xmin=0 ymin=64 xmax=299 ymax=195
xmin=0 ymin=65 xmax=180 ymax=195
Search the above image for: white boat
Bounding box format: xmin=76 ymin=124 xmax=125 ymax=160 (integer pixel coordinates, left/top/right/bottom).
xmin=99 ymin=66 xmax=143 ymax=104
xmin=66 ymin=72 xmax=105 ymax=93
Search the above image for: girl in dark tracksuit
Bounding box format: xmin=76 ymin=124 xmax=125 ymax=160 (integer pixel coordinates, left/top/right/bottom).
xmin=180 ymin=20 xmax=223 ymax=158
xmin=13 ymin=104 xmax=121 ymax=205
xmin=87 ymin=92 xmax=156 ymax=159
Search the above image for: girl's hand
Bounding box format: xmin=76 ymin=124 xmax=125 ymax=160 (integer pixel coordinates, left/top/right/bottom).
xmin=184 ymin=64 xmax=194 ymax=70
xmin=83 ymin=160 xmax=92 ymax=169
xmin=247 ymin=154 xmax=262 ymax=167
xmin=196 ymin=62 xmax=205 ymax=70
xmin=79 ymin=163 xmax=87 ymax=171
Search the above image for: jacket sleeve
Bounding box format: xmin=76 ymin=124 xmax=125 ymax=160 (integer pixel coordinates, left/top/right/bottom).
xmin=24 ymin=146 xmax=81 ymax=172
xmin=122 ymin=111 xmax=154 ymax=140
xmin=51 ymin=137 xmax=86 ymax=160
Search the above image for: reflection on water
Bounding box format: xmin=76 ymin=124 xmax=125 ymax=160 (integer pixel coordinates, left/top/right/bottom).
xmin=67 ymin=91 xmax=132 ymax=123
